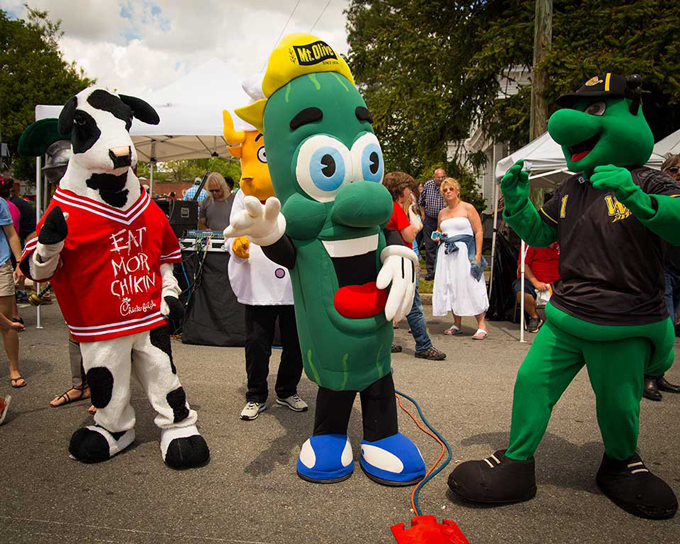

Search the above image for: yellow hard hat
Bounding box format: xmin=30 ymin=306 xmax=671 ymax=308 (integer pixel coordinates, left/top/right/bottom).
xmin=236 ymin=33 xmax=354 ymax=132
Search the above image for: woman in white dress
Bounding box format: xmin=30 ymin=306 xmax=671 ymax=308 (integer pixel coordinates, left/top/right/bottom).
xmin=432 ymin=178 xmax=489 ymax=339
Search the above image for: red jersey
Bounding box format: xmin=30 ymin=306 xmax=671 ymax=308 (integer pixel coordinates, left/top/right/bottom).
xmin=386 ymin=201 xmax=411 ymax=247
xmin=21 ymin=188 xmax=181 ymax=342
xmin=517 ymin=243 xmax=561 ymax=284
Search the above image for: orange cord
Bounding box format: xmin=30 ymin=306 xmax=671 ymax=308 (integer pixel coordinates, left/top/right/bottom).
xmin=396 ymin=394 xmax=447 ymax=513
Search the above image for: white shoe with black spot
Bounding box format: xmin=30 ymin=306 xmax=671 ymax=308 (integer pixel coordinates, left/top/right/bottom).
xmin=241 ymin=401 xmax=266 ymax=420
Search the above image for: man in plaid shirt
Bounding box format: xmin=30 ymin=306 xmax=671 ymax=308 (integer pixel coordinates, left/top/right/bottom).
xmin=418 ymin=168 xmax=447 ymax=280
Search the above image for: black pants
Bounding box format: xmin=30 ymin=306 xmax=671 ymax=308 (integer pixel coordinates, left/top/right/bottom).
xmin=312 ymin=372 xmax=398 ymax=442
xmin=245 ymin=305 xmax=303 ymax=403
xmin=422 ymin=215 xmax=439 ymax=278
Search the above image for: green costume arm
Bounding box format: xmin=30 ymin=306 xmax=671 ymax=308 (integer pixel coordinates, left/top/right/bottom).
xmin=501 ymin=160 xmax=557 ymax=248
xmin=591 ymin=165 xmax=680 ymax=245
xmin=503 ymin=199 xmax=558 ymax=248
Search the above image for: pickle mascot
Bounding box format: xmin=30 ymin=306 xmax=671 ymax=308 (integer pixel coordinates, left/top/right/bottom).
xmin=20 ymin=87 xmax=210 ymax=469
xmin=226 ymin=33 xmax=426 ymax=485
xmin=448 ymin=74 xmax=679 ymax=519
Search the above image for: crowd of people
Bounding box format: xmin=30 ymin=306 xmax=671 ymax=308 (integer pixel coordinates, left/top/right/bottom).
xmin=1 ymin=155 xmax=680 ymax=425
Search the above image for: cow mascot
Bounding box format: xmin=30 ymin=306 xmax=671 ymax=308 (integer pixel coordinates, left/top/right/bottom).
xmin=227 ymin=34 xmax=426 ymax=485
xmin=448 ymin=74 xmax=679 ymax=519
xmin=20 ymin=87 xmax=210 ymax=469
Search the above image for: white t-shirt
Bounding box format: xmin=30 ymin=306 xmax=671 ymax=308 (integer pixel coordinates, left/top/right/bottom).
xmin=225 ymin=190 xmax=293 ymax=305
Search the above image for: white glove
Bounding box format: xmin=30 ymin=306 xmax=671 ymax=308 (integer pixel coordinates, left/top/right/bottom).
xmin=159 ymin=263 xmax=181 ymax=317
xmin=223 ymin=196 xmax=286 ymax=247
xmin=377 ymin=245 xmax=419 ymax=322
xmin=408 ymin=204 xmax=423 ymax=231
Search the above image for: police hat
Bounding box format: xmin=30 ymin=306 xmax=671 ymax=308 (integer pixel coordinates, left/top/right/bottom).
xmin=556 ymin=73 xmax=640 ymax=107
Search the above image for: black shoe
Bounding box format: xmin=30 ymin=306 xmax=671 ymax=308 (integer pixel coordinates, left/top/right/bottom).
xmin=391 ymin=344 xmax=402 ymax=353
xmin=415 ymin=347 xmax=446 ymax=361
xmin=596 ymin=453 xmax=678 ymax=519
xmin=657 ymin=376 xmax=680 ymax=394
xmin=643 ymin=377 xmax=662 ymax=401
xmin=448 ymin=449 xmax=536 ymax=504
xmin=526 ymin=316 xmax=543 ymax=333
xmin=424 ymin=274 xmax=434 ymax=281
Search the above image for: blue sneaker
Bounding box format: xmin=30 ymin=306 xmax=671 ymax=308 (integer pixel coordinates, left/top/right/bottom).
xmin=360 ymin=432 xmax=426 ymax=486
xmin=297 ymin=434 xmax=354 ymax=483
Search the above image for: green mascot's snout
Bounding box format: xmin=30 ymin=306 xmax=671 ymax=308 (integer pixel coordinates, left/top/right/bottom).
xmin=331 ymin=181 xmax=393 ymax=228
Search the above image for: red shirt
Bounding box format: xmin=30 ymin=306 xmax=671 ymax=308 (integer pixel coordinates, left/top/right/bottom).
xmin=21 ymin=188 xmax=181 ymax=342
xmin=386 ymin=201 xmax=411 ymax=247
xmin=517 ymin=243 xmax=561 ymax=283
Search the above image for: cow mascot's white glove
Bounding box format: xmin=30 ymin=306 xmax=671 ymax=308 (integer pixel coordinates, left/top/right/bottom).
xmin=223 ymin=196 xmax=286 ymax=247
xmin=160 ymin=263 xmax=184 ymax=322
xmin=377 ymin=245 xmax=419 ymax=322
xmin=31 ymin=207 xmax=69 ymax=280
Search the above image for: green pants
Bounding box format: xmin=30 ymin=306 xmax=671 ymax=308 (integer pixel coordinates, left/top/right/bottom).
xmin=506 ymin=317 xmax=652 ymax=461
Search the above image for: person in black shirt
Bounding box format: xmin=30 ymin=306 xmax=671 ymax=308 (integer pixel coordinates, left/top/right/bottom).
xmin=644 ymin=154 xmax=680 ymax=400
xmin=8 ymin=180 xmax=36 ymax=244
xmin=449 ymin=74 xmax=679 ymax=520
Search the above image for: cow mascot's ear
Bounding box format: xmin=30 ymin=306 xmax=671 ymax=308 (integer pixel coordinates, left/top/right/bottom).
xmin=119 ymin=95 xmax=160 ymax=126
xmin=58 ymin=96 xmax=77 ymax=136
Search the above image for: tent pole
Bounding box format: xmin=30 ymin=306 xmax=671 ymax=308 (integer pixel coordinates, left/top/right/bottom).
xmin=35 ymin=156 xmax=43 ymax=329
xmin=488 ymin=145 xmax=499 ymax=300
xmin=520 ymin=239 xmax=526 ymax=342
xmin=150 ymin=142 xmax=156 ymax=196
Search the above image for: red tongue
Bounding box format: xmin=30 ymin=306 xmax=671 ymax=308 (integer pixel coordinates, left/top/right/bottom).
xmin=334 ymin=282 xmax=388 ymax=319
xmin=571 ymin=149 xmax=590 ymax=162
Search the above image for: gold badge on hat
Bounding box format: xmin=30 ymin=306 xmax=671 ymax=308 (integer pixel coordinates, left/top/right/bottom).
xmin=585 ymin=76 xmax=602 ymax=87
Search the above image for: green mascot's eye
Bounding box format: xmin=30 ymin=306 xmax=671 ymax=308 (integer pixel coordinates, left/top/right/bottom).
xmin=351 ymin=133 xmax=384 ymax=183
xmin=295 ymin=135 xmax=351 ymax=202
xmin=584 ymin=101 xmax=606 ymax=116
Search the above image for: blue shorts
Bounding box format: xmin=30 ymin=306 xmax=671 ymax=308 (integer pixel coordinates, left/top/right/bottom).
xmin=512 ymin=278 xmax=537 ymax=299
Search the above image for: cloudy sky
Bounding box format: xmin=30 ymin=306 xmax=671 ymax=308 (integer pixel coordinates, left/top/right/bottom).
xmin=2 ymin=0 xmax=351 ymax=97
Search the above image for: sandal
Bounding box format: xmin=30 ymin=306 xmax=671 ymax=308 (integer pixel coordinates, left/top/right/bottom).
xmin=472 ymin=329 xmax=488 ymax=340
xmin=444 ymin=325 xmax=462 ymax=335
xmin=50 ymin=385 xmax=90 ymax=407
xmin=10 ymin=376 xmax=26 ymax=388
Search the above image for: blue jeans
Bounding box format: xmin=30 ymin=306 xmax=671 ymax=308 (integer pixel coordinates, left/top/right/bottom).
xmin=406 ymin=284 xmax=432 ymax=353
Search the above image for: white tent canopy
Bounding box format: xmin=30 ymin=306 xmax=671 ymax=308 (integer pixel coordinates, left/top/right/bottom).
xmin=655 ymin=128 xmax=680 ymax=157
xmin=35 ymin=57 xmax=255 ymax=162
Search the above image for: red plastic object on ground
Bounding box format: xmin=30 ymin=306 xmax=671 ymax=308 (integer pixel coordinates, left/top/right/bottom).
xmin=391 ymin=515 xmax=471 ymax=544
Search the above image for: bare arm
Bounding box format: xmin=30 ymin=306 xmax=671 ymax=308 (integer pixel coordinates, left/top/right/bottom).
xmin=3 ymin=224 xmax=24 ymax=282
xmin=3 ymin=224 xmax=22 ymax=262
xmin=466 ymin=204 xmax=484 ymax=262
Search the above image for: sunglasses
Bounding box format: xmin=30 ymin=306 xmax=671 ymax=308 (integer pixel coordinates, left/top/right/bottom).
xmin=442 ymin=187 xmax=456 ymax=193
xmin=208 ymin=189 xmax=221 ymax=193
xmin=667 ymin=166 xmax=679 ymax=174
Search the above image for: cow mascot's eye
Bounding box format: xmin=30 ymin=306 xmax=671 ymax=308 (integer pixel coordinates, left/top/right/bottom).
xmin=295 ymin=135 xmax=351 ymax=202
xmin=351 ymin=133 xmax=384 ymax=183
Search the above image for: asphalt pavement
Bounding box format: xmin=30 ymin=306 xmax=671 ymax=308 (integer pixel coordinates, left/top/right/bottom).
xmin=1 ymin=302 xmax=678 ymax=543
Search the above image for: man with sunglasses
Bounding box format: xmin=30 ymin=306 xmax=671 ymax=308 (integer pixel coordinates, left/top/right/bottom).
xmin=199 ymin=173 xmax=235 ymax=231
xmin=644 ymin=154 xmax=680 ymax=400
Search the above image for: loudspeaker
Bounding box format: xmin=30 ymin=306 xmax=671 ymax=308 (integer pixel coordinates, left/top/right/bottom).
xmin=154 ymin=199 xmax=198 ymax=238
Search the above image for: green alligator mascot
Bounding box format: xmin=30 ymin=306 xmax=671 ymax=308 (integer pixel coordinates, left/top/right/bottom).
xmin=448 ymin=73 xmax=679 ymax=519
xmin=226 ymin=33 xmax=426 ymax=486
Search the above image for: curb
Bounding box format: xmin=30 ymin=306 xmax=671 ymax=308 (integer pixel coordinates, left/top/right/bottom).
xmin=421 ymin=293 xmax=432 ymax=305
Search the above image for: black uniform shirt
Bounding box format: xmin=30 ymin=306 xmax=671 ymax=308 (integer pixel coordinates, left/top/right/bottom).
xmin=539 ymin=167 xmax=680 ymax=326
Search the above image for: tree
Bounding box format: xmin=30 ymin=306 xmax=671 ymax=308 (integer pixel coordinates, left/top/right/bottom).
xmin=346 ymin=0 xmax=680 ymax=184
xmin=139 ymin=158 xmax=242 ymax=187
xmin=0 ymin=6 xmax=94 ymax=181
